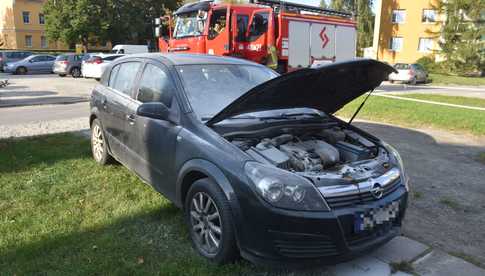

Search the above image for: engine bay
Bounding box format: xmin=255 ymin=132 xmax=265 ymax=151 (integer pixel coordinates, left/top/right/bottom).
xmin=228 ymin=125 xmax=392 ymax=186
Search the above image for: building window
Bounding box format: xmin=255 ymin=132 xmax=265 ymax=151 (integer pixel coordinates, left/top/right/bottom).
xmin=22 ymin=11 xmax=30 ymax=24
xmin=41 ymin=36 xmax=48 ymax=48
xmin=422 ymin=9 xmax=437 ymax=23
xmin=418 ymin=38 xmax=434 ymax=52
xmin=392 ymin=10 xmax=406 ymax=24
xmin=39 ymin=13 xmax=45 ymax=24
xmin=25 ymin=35 xmax=32 ymax=48
xmin=389 ymin=37 xmax=403 ymax=51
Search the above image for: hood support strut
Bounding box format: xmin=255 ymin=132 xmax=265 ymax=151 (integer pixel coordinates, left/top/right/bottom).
xmin=348 ymin=89 xmax=374 ymax=125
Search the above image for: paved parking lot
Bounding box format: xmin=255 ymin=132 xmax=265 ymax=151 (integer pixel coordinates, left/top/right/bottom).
xmin=1 ymin=73 xmax=485 ymax=275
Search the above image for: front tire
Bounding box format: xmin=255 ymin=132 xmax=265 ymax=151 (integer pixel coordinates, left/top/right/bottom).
xmin=16 ymin=67 xmax=27 ymax=75
xmin=185 ymin=178 xmax=239 ymax=265
xmin=91 ymin=119 xmax=114 ymax=165
xmin=71 ymin=67 xmax=81 ymax=78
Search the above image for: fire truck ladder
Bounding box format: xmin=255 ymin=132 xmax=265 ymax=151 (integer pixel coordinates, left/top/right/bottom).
xmin=253 ymin=0 xmax=353 ymax=18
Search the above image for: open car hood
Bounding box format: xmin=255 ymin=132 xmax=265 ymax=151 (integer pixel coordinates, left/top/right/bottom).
xmin=207 ymin=59 xmax=396 ymax=126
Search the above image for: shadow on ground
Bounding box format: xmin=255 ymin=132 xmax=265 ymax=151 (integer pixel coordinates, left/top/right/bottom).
xmin=1 ymin=121 xmax=484 ymax=274
xmin=0 ymin=90 xmax=57 ymax=98
xmin=0 ymin=96 xmax=88 ymax=107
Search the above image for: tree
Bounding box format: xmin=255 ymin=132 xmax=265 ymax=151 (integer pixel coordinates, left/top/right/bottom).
xmin=43 ymin=0 xmax=182 ymax=51
xmin=320 ymin=0 xmax=328 ymax=8
xmin=329 ymin=0 xmax=354 ymax=11
xmin=43 ymin=0 xmax=112 ymax=51
xmin=437 ymin=0 xmax=485 ymax=74
xmin=355 ymin=0 xmax=374 ymax=56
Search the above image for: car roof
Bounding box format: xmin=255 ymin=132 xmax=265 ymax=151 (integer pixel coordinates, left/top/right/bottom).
xmin=122 ymin=53 xmax=263 ymax=67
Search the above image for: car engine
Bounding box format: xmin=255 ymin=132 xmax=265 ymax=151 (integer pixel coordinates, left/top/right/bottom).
xmin=230 ymin=126 xmax=391 ymax=186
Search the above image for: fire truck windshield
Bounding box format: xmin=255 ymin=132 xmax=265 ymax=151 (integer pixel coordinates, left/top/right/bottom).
xmin=174 ymin=12 xmax=206 ymax=38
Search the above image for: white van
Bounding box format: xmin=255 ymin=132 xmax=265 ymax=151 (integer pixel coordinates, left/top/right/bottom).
xmin=111 ymin=45 xmax=149 ymax=54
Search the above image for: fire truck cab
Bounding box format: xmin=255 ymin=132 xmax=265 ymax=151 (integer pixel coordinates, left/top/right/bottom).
xmin=156 ymin=0 xmax=357 ymax=72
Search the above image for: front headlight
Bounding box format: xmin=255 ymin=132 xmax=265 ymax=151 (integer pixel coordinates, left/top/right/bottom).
xmin=244 ymin=162 xmax=329 ymax=211
xmin=382 ymin=142 xmax=409 ymax=191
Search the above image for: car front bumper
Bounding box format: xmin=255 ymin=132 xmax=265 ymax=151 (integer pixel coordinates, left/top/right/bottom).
xmin=3 ymin=66 xmax=16 ymax=73
xmin=236 ymin=182 xmax=408 ymax=267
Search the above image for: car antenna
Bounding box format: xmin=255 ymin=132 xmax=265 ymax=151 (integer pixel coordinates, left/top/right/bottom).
xmin=348 ymin=89 xmax=374 ymax=125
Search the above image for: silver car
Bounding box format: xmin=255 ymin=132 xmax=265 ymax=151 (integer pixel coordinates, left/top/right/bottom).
xmin=3 ymin=54 xmax=56 ymax=74
xmin=388 ymin=63 xmax=428 ymax=84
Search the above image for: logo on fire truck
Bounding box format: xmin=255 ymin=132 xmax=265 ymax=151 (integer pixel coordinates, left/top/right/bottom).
xmin=320 ymin=27 xmax=330 ymax=49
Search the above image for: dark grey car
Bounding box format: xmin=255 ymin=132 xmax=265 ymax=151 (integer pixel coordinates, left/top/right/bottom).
xmin=0 ymin=51 xmax=32 ymax=71
xmin=53 ymin=53 xmax=88 ymax=78
xmin=89 ymin=54 xmax=408 ymax=266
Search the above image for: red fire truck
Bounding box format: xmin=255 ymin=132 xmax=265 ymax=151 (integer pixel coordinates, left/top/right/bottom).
xmin=155 ymin=0 xmax=356 ymax=72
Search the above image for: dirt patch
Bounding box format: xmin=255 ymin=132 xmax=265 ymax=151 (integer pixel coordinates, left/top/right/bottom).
xmin=355 ymin=121 xmax=485 ymax=266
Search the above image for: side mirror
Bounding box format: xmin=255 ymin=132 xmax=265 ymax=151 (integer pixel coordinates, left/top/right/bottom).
xmin=136 ymin=102 xmax=175 ymax=123
xmin=29 ymin=59 xmax=34 ymax=63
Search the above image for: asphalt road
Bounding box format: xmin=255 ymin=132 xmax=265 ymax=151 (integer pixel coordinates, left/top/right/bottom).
xmin=377 ymin=82 xmax=485 ymax=99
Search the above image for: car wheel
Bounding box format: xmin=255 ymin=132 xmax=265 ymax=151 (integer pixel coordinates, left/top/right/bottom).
xmin=409 ymin=77 xmax=417 ymax=85
xmin=16 ymin=67 xmax=27 ymax=75
xmin=91 ymin=119 xmax=114 ymax=165
xmin=59 ymin=74 xmax=66 ymax=77
xmin=71 ymin=67 xmax=81 ymax=78
xmin=389 ymin=80 xmax=394 ymax=84
xmin=185 ymin=178 xmax=239 ymax=265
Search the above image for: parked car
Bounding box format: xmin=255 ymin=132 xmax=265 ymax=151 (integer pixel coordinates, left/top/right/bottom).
xmin=388 ymin=63 xmax=428 ymax=84
xmin=0 ymin=51 xmax=32 ymax=71
xmin=3 ymin=54 xmax=56 ymax=74
xmin=111 ymin=44 xmax=149 ymax=54
xmin=89 ymin=54 xmax=408 ymax=266
xmin=53 ymin=53 xmax=89 ymax=78
xmin=81 ymin=54 xmax=124 ymax=80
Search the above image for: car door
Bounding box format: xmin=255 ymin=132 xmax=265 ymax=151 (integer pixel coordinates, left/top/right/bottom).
xmin=43 ymin=56 xmax=56 ymax=72
xmin=100 ymin=61 xmax=143 ymax=162
xmin=124 ymin=61 xmax=181 ymax=199
xmin=29 ymin=56 xmax=44 ymax=72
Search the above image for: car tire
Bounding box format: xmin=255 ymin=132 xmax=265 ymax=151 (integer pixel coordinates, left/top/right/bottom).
xmin=389 ymin=80 xmax=394 ymax=84
xmin=71 ymin=67 xmax=81 ymax=78
xmin=59 ymin=74 xmax=66 ymax=77
xmin=409 ymin=77 xmax=417 ymax=85
xmin=91 ymin=119 xmax=114 ymax=165
xmin=16 ymin=67 xmax=27 ymax=75
xmin=185 ymin=178 xmax=239 ymax=265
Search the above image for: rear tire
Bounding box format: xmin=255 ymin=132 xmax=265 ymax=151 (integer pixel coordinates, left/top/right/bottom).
xmin=91 ymin=119 xmax=114 ymax=165
xmin=16 ymin=67 xmax=27 ymax=75
xmin=185 ymin=178 xmax=239 ymax=265
xmin=71 ymin=67 xmax=81 ymax=78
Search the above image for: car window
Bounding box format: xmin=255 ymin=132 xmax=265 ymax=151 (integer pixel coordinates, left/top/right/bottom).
xmin=137 ymin=64 xmax=174 ymax=106
xmin=112 ymin=62 xmax=141 ymax=96
xmin=248 ymin=12 xmax=269 ymax=42
xmin=31 ymin=56 xmax=43 ymax=62
xmin=56 ymin=55 xmax=68 ymax=61
xmin=394 ymin=63 xmax=410 ymax=70
xmin=108 ymin=65 xmax=121 ymax=88
xmin=45 ymin=56 xmax=55 ymax=61
xmin=103 ymin=55 xmax=123 ymax=61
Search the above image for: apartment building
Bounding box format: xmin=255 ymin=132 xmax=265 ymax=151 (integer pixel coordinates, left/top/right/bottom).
xmin=371 ymin=0 xmax=443 ymax=64
xmin=0 ymin=0 xmax=110 ymax=51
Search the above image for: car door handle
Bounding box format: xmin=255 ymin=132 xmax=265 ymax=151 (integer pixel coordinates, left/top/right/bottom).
xmin=126 ymin=114 xmax=136 ymax=125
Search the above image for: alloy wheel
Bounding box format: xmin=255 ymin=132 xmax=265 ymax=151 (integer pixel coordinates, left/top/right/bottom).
xmin=91 ymin=124 xmax=104 ymax=162
xmin=189 ymin=192 xmax=222 ymax=256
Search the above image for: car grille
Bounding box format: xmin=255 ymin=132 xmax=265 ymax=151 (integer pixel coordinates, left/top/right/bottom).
xmin=325 ymin=179 xmax=402 ymax=209
xmin=273 ymin=235 xmax=339 ymax=258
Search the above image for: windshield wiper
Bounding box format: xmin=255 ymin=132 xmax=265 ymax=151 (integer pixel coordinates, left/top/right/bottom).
xmin=201 ymin=115 xmax=259 ymax=121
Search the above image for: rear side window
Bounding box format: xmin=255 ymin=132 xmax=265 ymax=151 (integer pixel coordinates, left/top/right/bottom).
xmin=111 ymin=62 xmax=141 ymax=96
xmin=103 ymin=55 xmax=123 ymax=61
xmin=394 ymin=63 xmax=410 ymax=70
xmin=45 ymin=56 xmax=55 ymax=61
xmin=108 ymin=65 xmax=120 ymax=87
xmin=56 ymin=55 xmax=68 ymax=61
xmin=137 ymin=64 xmax=174 ymax=106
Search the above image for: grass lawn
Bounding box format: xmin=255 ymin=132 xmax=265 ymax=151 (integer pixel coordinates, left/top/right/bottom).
xmin=337 ymin=95 xmax=485 ymax=136
xmin=479 ymin=153 xmax=485 ymax=165
xmin=0 ymin=134 xmax=262 ymax=275
xmin=395 ymin=94 xmax=485 ymax=109
xmin=429 ymin=73 xmax=485 ymax=87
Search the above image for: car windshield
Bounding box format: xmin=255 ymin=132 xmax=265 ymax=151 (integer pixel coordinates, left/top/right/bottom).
xmin=173 ymin=12 xmax=206 ymax=38
xmin=177 ymin=64 xmax=278 ymax=120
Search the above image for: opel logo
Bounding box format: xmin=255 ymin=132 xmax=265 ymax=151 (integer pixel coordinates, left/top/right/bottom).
xmin=371 ymin=183 xmax=383 ymax=199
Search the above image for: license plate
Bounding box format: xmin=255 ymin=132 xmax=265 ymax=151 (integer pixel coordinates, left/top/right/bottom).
xmin=354 ymin=201 xmax=400 ymax=232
